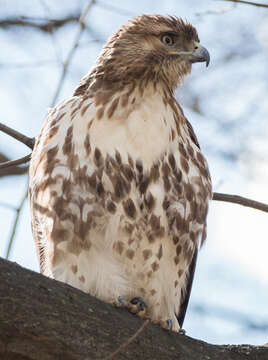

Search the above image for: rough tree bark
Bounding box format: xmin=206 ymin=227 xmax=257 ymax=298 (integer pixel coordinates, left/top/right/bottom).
xmin=0 ymin=258 xmax=267 ymax=360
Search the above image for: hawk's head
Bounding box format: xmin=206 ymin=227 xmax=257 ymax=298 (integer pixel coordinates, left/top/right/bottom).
xmin=76 ymin=15 xmax=210 ymax=95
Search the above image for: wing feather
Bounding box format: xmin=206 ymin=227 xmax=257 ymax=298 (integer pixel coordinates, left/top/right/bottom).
xmin=176 ymin=246 xmax=198 ymax=328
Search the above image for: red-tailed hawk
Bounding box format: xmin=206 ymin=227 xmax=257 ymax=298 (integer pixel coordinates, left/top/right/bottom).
xmin=29 ymin=15 xmax=211 ymax=332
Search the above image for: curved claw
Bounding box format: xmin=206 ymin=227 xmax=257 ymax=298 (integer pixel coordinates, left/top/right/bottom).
xmin=166 ymin=319 xmax=173 ymax=330
xmin=130 ymin=297 xmax=148 ymax=312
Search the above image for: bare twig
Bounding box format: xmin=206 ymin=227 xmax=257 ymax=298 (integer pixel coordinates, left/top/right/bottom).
xmin=0 ymin=154 xmax=31 ymax=169
xmin=0 ymin=123 xmax=34 ymax=176
xmin=213 ymin=192 xmax=268 ymax=213
xmin=5 ymin=185 xmax=28 ymax=259
xmin=221 ymin=0 xmax=268 ymax=8
xmin=0 ymin=123 xmax=34 ymax=149
xmin=50 ymin=0 xmax=95 ymax=106
xmin=0 ymin=15 xmax=80 ymax=33
xmin=0 ymin=153 xmax=28 ymax=177
xmin=39 ymin=0 xmax=64 ymax=65
xmin=103 ymin=319 xmax=150 ymax=360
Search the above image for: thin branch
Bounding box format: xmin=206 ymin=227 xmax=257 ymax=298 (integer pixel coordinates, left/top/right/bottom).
xmin=50 ymin=0 xmax=95 ymax=106
xmin=213 ymin=192 xmax=268 ymax=213
xmin=39 ymin=0 xmax=64 ymax=66
xmin=0 ymin=153 xmax=28 ymax=177
xmin=0 ymin=154 xmax=31 ymax=169
xmin=0 ymin=123 xmax=34 ymax=149
xmin=103 ymin=320 xmax=150 ymax=360
xmin=0 ymin=122 xmax=34 ymax=176
xmin=0 ymin=15 xmax=80 ymax=33
xmin=5 ymin=185 xmax=28 ymax=259
xmin=221 ymin=0 xmax=268 ymax=8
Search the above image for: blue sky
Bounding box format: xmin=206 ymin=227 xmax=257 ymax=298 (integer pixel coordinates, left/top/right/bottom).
xmin=0 ymin=0 xmax=268 ymax=345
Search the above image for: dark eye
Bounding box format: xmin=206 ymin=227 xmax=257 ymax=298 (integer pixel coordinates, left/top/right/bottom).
xmin=161 ymin=34 xmax=175 ymax=46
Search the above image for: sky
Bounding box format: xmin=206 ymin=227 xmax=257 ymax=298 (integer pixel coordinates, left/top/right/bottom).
xmin=0 ymin=0 xmax=268 ymax=345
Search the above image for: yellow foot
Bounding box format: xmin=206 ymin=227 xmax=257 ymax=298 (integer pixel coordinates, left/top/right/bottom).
xmin=118 ymin=296 xmax=148 ymax=319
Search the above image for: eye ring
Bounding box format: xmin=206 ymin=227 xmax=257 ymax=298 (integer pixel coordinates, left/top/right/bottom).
xmin=161 ymin=34 xmax=175 ymax=46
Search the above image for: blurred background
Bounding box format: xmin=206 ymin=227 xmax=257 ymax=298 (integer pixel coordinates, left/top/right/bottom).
xmin=0 ymin=0 xmax=268 ymax=345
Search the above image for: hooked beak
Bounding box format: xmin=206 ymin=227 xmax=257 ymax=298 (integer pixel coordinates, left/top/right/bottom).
xmin=190 ymin=42 xmax=210 ymax=67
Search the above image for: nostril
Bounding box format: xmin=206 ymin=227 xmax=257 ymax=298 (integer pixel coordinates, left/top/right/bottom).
xmin=194 ymin=46 xmax=198 ymax=50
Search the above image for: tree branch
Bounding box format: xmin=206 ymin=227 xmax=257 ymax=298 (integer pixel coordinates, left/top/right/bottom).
xmin=0 ymin=15 xmax=80 ymax=33
xmin=0 ymin=257 xmax=267 ymax=360
xmin=0 ymin=153 xmax=28 ymax=176
xmin=0 ymin=123 xmax=33 ymax=177
xmin=221 ymin=0 xmax=268 ymax=8
xmin=212 ymin=192 xmax=268 ymax=213
xmin=50 ymin=0 xmax=96 ymax=106
xmin=5 ymin=186 xmax=28 ymax=259
xmin=0 ymin=123 xmax=34 ymax=150
xmin=0 ymin=154 xmax=31 ymax=170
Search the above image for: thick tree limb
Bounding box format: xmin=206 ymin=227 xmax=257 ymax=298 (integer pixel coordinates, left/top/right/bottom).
xmin=0 ymin=257 xmax=267 ymax=360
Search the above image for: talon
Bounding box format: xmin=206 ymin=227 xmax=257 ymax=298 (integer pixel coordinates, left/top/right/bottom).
xmin=127 ymin=296 xmax=148 ymax=318
xmin=166 ymin=319 xmax=173 ymax=330
xmin=129 ymin=297 xmax=147 ymax=312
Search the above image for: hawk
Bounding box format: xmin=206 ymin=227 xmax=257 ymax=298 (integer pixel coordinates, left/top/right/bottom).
xmin=29 ymin=15 xmax=212 ymax=332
